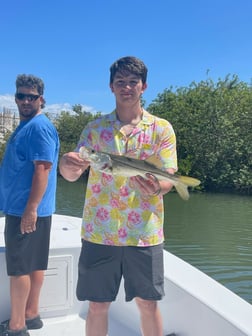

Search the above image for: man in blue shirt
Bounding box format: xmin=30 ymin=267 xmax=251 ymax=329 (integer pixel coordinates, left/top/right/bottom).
xmin=0 ymin=75 xmax=59 ymax=336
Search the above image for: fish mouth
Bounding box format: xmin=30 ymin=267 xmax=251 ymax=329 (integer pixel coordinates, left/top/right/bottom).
xmin=100 ymin=163 xmax=112 ymax=171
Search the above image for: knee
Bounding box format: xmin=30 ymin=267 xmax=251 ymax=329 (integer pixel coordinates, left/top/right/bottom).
xmin=30 ymin=270 xmax=44 ymax=287
xmin=88 ymin=302 xmax=110 ymax=316
xmin=135 ymin=298 xmax=158 ymax=315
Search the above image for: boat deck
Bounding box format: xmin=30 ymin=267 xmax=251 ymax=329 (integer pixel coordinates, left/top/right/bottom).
xmin=30 ymin=315 xmax=85 ymax=336
xmin=1 ymin=214 xmax=252 ymax=336
xmin=29 ymin=314 xmax=142 ymax=336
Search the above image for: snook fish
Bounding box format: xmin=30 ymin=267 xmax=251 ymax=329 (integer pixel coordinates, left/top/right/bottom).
xmin=79 ymin=147 xmax=200 ymax=200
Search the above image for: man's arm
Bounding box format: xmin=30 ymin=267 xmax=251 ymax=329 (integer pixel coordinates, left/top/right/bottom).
xmin=21 ymin=161 xmax=52 ymax=234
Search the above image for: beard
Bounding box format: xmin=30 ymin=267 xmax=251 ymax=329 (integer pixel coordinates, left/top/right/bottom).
xmin=19 ymin=106 xmax=40 ymax=120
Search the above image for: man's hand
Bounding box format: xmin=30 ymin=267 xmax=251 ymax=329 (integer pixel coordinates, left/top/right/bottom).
xmin=59 ymin=152 xmax=90 ymax=182
xmin=130 ymin=173 xmax=161 ymax=196
xmin=21 ymin=209 xmax=37 ymax=234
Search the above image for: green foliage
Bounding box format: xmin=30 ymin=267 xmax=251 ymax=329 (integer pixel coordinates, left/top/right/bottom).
xmin=55 ymin=104 xmax=101 ymax=157
xmin=1 ymin=78 xmax=251 ymax=195
xmin=0 ymin=131 xmax=11 ymax=159
xmin=148 ymin=75 xmax=252 ymax=194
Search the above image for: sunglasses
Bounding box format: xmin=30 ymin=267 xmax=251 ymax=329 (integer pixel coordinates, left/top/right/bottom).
xmin=15 ymin=93 xmax=41 ymax=102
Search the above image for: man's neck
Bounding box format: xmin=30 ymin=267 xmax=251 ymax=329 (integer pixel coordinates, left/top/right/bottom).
xmin=116 ymin=104 xmax=143 ymax=124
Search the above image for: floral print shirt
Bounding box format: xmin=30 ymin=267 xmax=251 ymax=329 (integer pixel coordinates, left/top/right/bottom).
xmin=76 ymin=110 xmax=177 ymax=246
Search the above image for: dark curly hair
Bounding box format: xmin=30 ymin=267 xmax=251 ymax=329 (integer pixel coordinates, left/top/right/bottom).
xmin=16 ymin=74 xmax=46 ymax=108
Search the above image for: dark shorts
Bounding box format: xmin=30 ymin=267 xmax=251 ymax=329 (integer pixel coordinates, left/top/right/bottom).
xmin=4 ymin=215 xmax=52 ymax=276
xmin=76 ymin=240 xmax=164 ymax=302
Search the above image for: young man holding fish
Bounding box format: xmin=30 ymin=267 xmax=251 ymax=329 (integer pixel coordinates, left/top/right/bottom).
xmin=59 ymin=56 xmax=178 ymax=336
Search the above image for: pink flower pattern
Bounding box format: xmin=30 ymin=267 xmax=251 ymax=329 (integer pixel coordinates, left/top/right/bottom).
xmin=118 ymin=227 xmax=127 ymax=238
xmin=104 ymin=238 xmax=114 ymax=245
xmin=110 ymin=199 xmax=120 ymax=208
xmin=101 ymin=129 xmax=113 ymax=143
xmin=141 ymin=201 xmax=151 ymax=210
xmin=102 ymin=173 xmax=113 ymax=183
xmin=119 ymin=186 xmax=130 ymax=197
xmin=91 ymin=184 xmax=101 ymax=194
xmin=78 ymin=110 xmax=177 ymax=246
xmin=86 ymin=223 xmax=93 ymax=233
xmin=128 ymin=211 xmax=141 ymax=225
xmin=96 ymin=207 xmax=109 ymax=222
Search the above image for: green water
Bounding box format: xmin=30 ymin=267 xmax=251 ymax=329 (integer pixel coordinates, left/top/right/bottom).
xmin=56 ymin=177 xmax=252 ymax=304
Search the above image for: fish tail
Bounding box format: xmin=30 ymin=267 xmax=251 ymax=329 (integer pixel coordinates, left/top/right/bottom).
xmin=174 ymin=176 xmax=201 ymax=200
xmin=174 ymin=183 xmax=190 ymax=200
xmin=177 ymin=175 xmax=201 ymax=187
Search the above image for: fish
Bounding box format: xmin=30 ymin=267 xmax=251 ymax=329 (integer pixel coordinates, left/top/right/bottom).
xmin=79 ymin=147 xmax=200 ymax=200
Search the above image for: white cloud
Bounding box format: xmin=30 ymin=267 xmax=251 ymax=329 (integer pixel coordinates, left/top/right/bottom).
xmin=0 ymin=94 xmax=16 ymax=111
xmin=43 ymin=102 xmax=97 ymax=116
xmin=0 ymin=94 xmax=97 ymax=116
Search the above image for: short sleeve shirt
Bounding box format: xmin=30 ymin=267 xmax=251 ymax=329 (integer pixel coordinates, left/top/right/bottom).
xmin=0 ymin=114 xmax=59 ymax=216
xmin=76 ymin=110 xmax=177 ymax=246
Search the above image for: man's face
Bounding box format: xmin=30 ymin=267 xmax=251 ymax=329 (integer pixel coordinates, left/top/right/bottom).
xmin=110 ymin=73 xmax=147 ymax=105
xmin=15 ymin=86 xmax=44 ymax=120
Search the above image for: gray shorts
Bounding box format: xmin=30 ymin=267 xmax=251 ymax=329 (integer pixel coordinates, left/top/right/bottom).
xmin=4 ymin=215 xmax=52 ymax=276
xmin=76 ymin=240 xmax=164 ymax=302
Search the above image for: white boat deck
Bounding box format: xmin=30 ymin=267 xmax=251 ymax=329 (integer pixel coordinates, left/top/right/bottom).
xmin=30 ymin=315 xmax=85 ymax=336
xmin=29 ymin=314 xmax=142 ymax=336
xmin=1 ymin=214 xmax=252 ymax=336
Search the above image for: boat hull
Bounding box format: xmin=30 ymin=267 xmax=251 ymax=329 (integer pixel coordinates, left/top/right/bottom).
xmin=1 ymin=214 xmax=252 ymax=335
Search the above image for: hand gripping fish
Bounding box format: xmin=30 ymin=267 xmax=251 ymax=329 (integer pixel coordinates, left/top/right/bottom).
xmin=79 ymin=147 xmax=200 ymax=200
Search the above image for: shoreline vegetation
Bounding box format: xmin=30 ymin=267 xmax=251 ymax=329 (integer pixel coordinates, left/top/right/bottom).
xmin=1 ymin=75 xmax=251 ymax=195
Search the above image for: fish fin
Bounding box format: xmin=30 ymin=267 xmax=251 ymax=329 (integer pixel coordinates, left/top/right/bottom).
xmin=124 ymin=149 xmax=138 ymax=157
xmin=177 ymin=175 xmax=201 ymax=187
xmin=174 ymin=175 xmax=200 ymax=200
xmin=124 ymin=151 xmax=164 ymax=170
xmin=174 ymin=183 xmax=190 ymax=200
xmin=144 ymin=155 xmax=163 ymax=169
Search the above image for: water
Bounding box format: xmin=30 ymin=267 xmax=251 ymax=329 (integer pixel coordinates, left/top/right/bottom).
xmin=56 ymin=177 xmax=252 ymax=304
xmin=163 ymin=193 xmax=252 ymax=304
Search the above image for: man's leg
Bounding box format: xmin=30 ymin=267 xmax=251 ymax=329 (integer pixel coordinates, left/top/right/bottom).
xmin=135 ymin=298 xmax=163 ymax=336
xmin=86 ymin=301 xmax=111 ymax=336
xmin=8 ymin=275 xmax=30 ymax=331
xmin=25 ymin=270 xmax=44 ymax=319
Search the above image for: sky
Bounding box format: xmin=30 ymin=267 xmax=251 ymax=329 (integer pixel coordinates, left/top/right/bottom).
xmin=0 ymin=0 xmax=251 ymax=116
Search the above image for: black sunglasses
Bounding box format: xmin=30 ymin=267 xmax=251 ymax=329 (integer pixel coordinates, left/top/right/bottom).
xmin=15 ymin=93 xmax=41 ymax=102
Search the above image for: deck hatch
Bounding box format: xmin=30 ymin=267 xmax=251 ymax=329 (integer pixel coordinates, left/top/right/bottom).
xmin=39 ymin=255 xmax=73 ymax=312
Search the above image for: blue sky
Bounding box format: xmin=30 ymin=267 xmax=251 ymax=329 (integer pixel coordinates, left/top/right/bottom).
xmin=0 ymin=0 xmax=251 ymax=115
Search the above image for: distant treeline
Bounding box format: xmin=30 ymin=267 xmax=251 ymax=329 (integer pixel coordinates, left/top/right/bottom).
xmin=0 ymin=75 xmax=251 ymax=195
xmin=148 ymin=75 xmax=252 ymax=194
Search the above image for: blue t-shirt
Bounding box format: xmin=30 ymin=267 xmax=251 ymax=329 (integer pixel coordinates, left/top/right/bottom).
xmin=0 ymin=114 xmax=59 ymax=216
